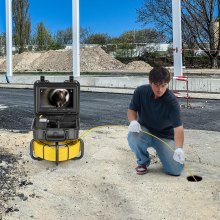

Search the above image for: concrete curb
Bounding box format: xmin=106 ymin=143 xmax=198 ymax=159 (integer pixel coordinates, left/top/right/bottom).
xmin=1 ymin=75 xmax=220 ymax=93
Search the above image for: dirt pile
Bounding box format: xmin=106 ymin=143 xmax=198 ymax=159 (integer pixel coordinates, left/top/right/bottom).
xmin=0 ymin=46 xmax=152 ymax=72
xmin=125 ymin=60 xmax=152 ymax=71
xmin=80 ymin=46 xmax=126 ymax=71
xmin=0 ymin=57 xmax=5 ymax=67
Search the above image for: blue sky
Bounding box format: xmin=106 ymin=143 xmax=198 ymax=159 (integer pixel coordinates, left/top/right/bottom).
xmin=0 ymin=0 xmax=145 ymax=37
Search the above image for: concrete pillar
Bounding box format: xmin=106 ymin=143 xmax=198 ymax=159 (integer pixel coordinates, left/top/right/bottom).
xmin=172 ymin=0 xmax=183 ymax=76
xmin=6 ymin=0 xmax=13 ymax=78
xmin=72 ymin=0 xmax=80 ymax=77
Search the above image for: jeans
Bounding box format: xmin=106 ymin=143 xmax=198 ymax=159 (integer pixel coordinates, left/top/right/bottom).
xmin=127 ymin=127 xmax=184 ymax=176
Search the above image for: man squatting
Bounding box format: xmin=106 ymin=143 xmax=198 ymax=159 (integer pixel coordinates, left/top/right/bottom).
xmin=127 ymin=67 xmax=185 ymax=175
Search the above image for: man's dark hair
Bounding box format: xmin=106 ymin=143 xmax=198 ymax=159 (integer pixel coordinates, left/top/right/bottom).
xmin=149 ymin=67 xmax=171 ymax=84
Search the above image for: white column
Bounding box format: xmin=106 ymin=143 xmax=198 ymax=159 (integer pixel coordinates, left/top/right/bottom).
xmin=72 ymin=0 xmax=80 ymax=77
xmin=6 ymin=0 xmax=13 ymax=77
xmin=172 ymin=0 xmax=183 ymax=76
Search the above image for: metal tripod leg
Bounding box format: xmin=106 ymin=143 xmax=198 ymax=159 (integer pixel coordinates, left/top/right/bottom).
xmin=72 ymin=138 xmax=84 ymax=160
xmin=30 ymin=139 xmax=43 ymax=161
xmin=56 ymin=142 xmax=59 ymax=166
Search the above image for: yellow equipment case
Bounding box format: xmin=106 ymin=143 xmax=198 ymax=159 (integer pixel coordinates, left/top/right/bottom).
xmin=30 ymin=76 xmax=84 ymax=165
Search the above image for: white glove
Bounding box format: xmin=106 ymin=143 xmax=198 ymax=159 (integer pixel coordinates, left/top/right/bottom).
xmin=128 ymin=120 xmax=141 ymax=133
xmin=173 ymin=148 xmax=185 ymax=164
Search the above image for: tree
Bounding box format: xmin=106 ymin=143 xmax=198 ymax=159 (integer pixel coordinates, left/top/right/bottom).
xmin=107 ymin=29 xmax=166 ymax=57
xmin=55 ymin=27 xmax=93 ymax=44
xmin=0 ymin=33 xmax=6 ymax=55
xmin=117 ymin=29 xmax=166 ymax=44
xmin=56 ymin=28 xmax=72 ymax=45
xmin=80 ymin=27 xmax=93 ymax=44
xmin=181 ymin=0 xmax=220 ymax=68
xmin=137 ymin=0 xmax=172 ymax=38
xmin=85 ymin=33 xmax=111 ymax=45
xmin=12 ymin=0 xmax=31 ymax=53
xmin=35 ymin=22 xmax=53 ymax=51
xmin=137 ymin=0 xmax=220 ymax=68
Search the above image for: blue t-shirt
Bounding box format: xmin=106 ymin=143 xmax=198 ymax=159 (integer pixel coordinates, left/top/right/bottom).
xmin=129 ymin=84 xmax=182 ymax=139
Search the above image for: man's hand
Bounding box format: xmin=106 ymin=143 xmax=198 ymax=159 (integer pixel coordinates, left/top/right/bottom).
xmin=128 ymin=120 xmax=141 ymax=133
xmin=173 ymin=148 xmax=185 ymax=164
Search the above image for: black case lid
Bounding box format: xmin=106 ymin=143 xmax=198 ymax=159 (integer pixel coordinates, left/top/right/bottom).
xmin=34 ymin=77 xmax=80 ymax=115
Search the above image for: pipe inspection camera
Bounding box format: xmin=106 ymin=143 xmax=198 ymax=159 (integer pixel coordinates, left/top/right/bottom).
xmin=30 ymin=76 xmax=84 ymax=165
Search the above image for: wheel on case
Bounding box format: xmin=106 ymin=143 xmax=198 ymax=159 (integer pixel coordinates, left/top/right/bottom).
xmin=72 ymin=138 xmax=84 ymax=160
xmin=30 ymin=139 xmax=43 ymax=161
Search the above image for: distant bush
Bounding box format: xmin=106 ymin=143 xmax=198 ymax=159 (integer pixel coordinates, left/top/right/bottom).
xmin=183 ymin=55 xmax=220 ymax=68
xmin=115 ymin=50 xmax=220 ymax=68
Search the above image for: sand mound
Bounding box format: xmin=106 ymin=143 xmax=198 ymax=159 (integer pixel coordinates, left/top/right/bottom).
xmin=30 ymin=50 xmax=72 ymax=72
xmin=13 ymin=52 xmax=42 ymax=71
xmin=0 ymin=46 xmax=152 ymax=72
xmin=125 ymin=61 xmax=152 ymax=72
xmin=0 ymin=57 xmax=5 ymax=66
xmin=80 ymin=46 xmax=126 ymax=71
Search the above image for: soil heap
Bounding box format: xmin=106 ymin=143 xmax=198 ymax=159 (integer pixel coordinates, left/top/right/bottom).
xmin=0 ymin=46 xmax=152 ymax=72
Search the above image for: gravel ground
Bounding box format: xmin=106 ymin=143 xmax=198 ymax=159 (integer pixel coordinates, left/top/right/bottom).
xmin=0 ymin=144 xmax=31 ymax=218
xmin=0 ymin=128 xmax=219 ymax=220
xmin=0 ymin=90 xmax=219 ymax=219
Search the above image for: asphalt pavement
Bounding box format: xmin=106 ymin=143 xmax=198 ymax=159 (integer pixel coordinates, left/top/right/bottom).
xmin=0 ymin=88 xmax=219 ymax=132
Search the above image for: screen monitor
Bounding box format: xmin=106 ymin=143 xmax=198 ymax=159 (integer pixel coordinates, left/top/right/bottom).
xmin=35 ymin=84 xmax=79 ymax=114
